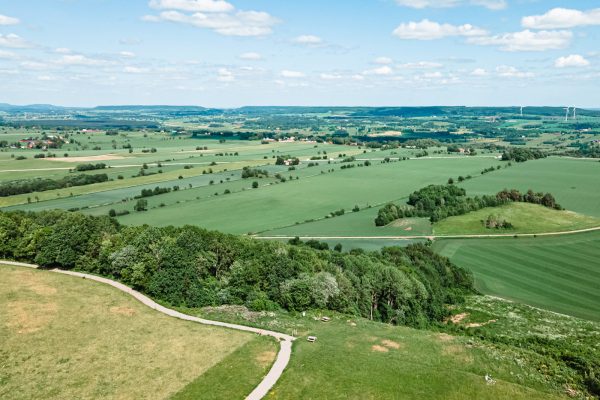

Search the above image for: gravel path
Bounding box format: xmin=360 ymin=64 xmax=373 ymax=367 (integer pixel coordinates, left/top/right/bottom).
xmin=0 ymin=260 xmax=295 ymax=400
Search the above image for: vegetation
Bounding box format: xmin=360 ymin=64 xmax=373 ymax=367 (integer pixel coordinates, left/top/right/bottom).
xmin=0 ymin=174 xmax=109 ymax=197
xmin=0 ymin=264 xmax=259 ymax=400
xmin=501 ymin=148 xmax=546 ymax=162
xmin=74 ymin=163 xmax=107 ymax=171
xmin=0 ymin=210 xmax=473 ymax=326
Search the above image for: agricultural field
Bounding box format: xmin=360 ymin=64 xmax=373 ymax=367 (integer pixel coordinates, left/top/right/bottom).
xmin=0 ymin=264 xmax=276 ymax=400
xmin=433 ymin=231 xmax=600 ymax=321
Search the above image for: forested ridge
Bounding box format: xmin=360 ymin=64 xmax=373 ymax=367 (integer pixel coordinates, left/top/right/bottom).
xmin=0 ymin=210 xmax=473 ymax=326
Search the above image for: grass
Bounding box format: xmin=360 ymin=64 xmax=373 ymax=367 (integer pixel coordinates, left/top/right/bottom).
xmin=433 ymin=231 xmax=600 ymax=321
xmin=172 ymin=336 xmax=277 ymax=400
xmin=0 ymin=264 xmax=272 ymax=400
xmin=191 ymin=306 xmax=567 ymax=400
xmin=433 ymin=202 xmax=600 ymax=235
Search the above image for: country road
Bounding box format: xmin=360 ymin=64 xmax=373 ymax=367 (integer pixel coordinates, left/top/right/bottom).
xmin=0 ymin=260 xmax=295 ymax=400
xmin=255 ymin=225 xmax=600 ymax=241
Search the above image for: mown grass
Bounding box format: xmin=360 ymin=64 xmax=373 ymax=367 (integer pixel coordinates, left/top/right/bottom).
xmin=433 ymin=202 xmax=600 ymax=235
xmin=172 ymin=336 xmax=277 ymax=400
xmin=0 ymin=265 xmax=262 ymax=400
xmin=193 ymin=306 xmax=567 ymax=400
xmin=433 ymin=230 xmax=600 ymax=321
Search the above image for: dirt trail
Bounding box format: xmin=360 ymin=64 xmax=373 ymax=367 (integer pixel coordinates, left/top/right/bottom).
xmin=0 ymin=261 xmax=294 ymax=400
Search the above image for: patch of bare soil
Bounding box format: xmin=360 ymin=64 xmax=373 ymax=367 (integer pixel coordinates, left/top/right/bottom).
xmin=109 ymin=306 xmax=137 ymax=316
xmin=381 ymin=340 xmax=403 ymax=350
xmin=6 ymin=300 xmax=57 ymax=334
xmin=450 ymin=313 xmax=469 ymax=324
xmin=371 ymin=345 xmax=389 ymax=353
xmin=466 ymin=319 xmax=497 ymax=328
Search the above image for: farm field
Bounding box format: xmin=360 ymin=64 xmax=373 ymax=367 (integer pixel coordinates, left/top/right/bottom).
xmin=433 ymin=202 xmax=600 ymax=235
xmin=0 ymin=264 xmax=275 ymax=400
xmin=433 ymin=231 xmax=600 ymax=321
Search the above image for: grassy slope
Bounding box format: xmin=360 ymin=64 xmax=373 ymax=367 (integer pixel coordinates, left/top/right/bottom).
xmin=433 ymin=231 xmax=600 ymax=321
xmin=193 ymin=307 xmax=567 ymax=400
xmin=433 ymin=203 xmax=600 ymax=235
xmin=0 ymin=265 xmax=270 ymax=400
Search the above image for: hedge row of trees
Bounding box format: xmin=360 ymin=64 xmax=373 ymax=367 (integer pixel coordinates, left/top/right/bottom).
xmin=0 ymin=174 xmax=109 ymax=197
xmin=74 ymin=163 xmax=107 ymax=172
xmin=375 ymin=185 xmax=562 ymax=225
xmin=0 ymin=210 xmax=474 ymax=326
xmin=501 ymin=147 xmax=547 ymax=162
xmin=241 ymin=167 xmax=269 ymax=179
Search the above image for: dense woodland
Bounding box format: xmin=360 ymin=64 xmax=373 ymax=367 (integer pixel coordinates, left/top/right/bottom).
xmin=0 ymin=210 xmax=474 ymax=326
xmin=375 ymin=185 xmax=561 ymax=225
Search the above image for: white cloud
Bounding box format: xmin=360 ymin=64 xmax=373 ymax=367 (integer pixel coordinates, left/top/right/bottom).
xmin=395 ymin=0 xmax=506 ymax=10
xmin=393 ymin=19 xmax=487 ymax=40
xmin=144 ymin=5 xmax=278 ymax=37
xmin=239 ymin=52 xmax=261 ymax=60
xmin=37 ymin=75 xmax=56 ymax=81
xmin=149 ymin=0 xmax=234 ymax=13
xmin=57 ymin=55 xmax=110 ymax=66
xmin=119 ymin=51 xmax=136 ymax=58
xmin=522 ymin=8 xmax=600 ymax=29
xmin=0 ymin=33 xmax=32 ymax=49
xmin=398 ymin=61 xmax=443 ymax=69
xmin=555 ymin=54 xmax=590 ymax=68
xmin=374 ymin=56 xmax=393 ymax=65
xmin=54 ymin=47 xmax=71 ymax=54
xmin=217 ymin=67 xmax=234 ymax=81
xmin=320 ymin=73 xmax=343 ymax=80
xmin=293 ymin=35 xmax=323 ymax=45
xmin=280 ymin=70 xmax=305 ymax=78
xmin=20 ymin=61 xmax=47 ymax=70
xmin=496 ymin=65 xmax=535 ymax=78
xmin=0 ymin=49 xmax=16 ymax=59
xmin=364 ymin=65 xmax=393 ymax=75
xmin=0 ymin=14 xmax=20 ymax=25
xmin=468 ymin=30 xmax=572 ymax=51
xmin=124 ymin=66 xmax=150 ymax=73
xmin=470 ymin=68 xmax=488 ymax=76
xmin=352 ymin=74 xmax=365 ymax=81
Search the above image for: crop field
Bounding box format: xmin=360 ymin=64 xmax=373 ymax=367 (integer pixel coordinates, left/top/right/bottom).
xmin=0 ymin=265 xmax=275 ymax=400
xmin=433 ymin=231 xmax=600 ymax=321
xmin=433 ymin=202 xmax=600 ymax=235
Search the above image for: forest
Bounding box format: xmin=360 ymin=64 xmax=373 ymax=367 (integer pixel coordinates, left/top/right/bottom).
xmin=0 ymin=209 xmax=474 ymax=326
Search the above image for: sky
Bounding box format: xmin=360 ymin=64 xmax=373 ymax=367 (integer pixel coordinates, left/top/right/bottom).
xmin=0 ymin=0 xmax=599 ymax=108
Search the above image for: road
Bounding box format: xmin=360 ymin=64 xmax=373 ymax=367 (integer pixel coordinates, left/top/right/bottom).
xmin=0 ymin=260 xmax=294 ymax=400
xmin=255 ymin=225 xmax=600 ymax=241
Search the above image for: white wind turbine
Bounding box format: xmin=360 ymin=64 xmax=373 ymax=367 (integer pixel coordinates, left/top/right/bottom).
xmin=520 ymin=106 xmax=524 ymax=117
xmin=572 ymin=107 xmax=577 ymax=120
xmin=564 ymin=107 xmax=570 ymax=122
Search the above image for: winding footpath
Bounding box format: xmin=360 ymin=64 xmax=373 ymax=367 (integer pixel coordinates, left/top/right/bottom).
xmin=0 ymin=260 xmax=295 ymax=400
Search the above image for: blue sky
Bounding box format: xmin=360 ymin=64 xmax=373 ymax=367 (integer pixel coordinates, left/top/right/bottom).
xmin=0 ymin=0 xmax=599 ymax=107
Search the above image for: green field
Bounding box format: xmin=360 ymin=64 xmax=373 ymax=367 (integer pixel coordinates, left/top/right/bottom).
xmin=0 ymin=265 xmax=275 ymax=400
xmin=433 ymin=231 xmax=600 ymax=321
xmin=433 ymin=203 xmax=600 ymax=235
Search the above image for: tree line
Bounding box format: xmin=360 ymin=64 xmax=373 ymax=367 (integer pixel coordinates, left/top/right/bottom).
xmin=0 ymin=209 xmax=474 ymax=327
xmin=0 ymin=174 xmax=109 ymax=197
xmin=375 ymin=185 xmax=561 ymax=225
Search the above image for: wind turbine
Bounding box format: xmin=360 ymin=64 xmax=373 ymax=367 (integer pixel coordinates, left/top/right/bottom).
xmin=520 ymin=106 xmax=524 ymax=117
xmin=564 ymin=107 xmax=570 ymax=122
xmin=572 ymin=107 xmax=577 ymax=121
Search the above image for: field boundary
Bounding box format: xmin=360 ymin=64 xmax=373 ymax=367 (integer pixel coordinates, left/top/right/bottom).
xmin=255 ymin=225 xmax=600 ymax=240
xmin=0 ymin=260 xmax=295 ymax=400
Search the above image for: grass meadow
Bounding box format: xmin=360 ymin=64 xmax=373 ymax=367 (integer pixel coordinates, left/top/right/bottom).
xmin=0 ymin=265 xmax=274 ymax=400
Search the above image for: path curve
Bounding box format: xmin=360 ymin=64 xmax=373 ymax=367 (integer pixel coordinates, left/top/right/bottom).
xmin=0 ymin=260 xmax=294 ymax=400
xmin=255 ymin=225 xmax=600 ymax=241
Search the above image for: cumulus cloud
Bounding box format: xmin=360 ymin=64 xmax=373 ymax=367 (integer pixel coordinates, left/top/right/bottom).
xmin=0 ymin=33 xmax=33 ymax=48
xmin=0 ymin=14 xmax=20 ymax=25
xmin=293 ymin=35 xmax=323 ymax=45
xmin=555 ymin=54 xmax=590 ymax=68
xmin=239 ymin=52 xmax=261 ymax=60
xmin=468 ymin=30 xmax=572 ymax=51
xmin=374 ymin=56 xmax=393 ymax=65
xmin=217 ymin=67 xmax=234 ymax=81
xmin=522 ymin=8 xmax=600 ymax=29
xmin=0 ymin=49 xmax=16 ymax=59
xmin=143 ymin=3 xmax=278 ymax=36
xmin=320 ymin=73 xmax=343 ymax=80
xmin=119 ymin=51 xmax=136 ymax=58
xmin=149 ymin=0 xmax=234 ymax=13
xmin=124 ymin=66 xmax=149 ymax=73
xmin=395 ymin=0 xmax=506 ymax=10
xmin=56 ymin=54 xmax=111 ymax=66
xmin=398 ymin=61 xmax=443 ymax=69
xmin=393 ymin=20 xmax=487 ymax=40
xmin=470 ymin=68 xmax=488 ymax=76
xmin=280 ymin=70 xmax=305 ymax=78
xmin=496 ymin=65 xmax=534 ymax=78
xmin=364 ymin=65 xmax=393 ymax=75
